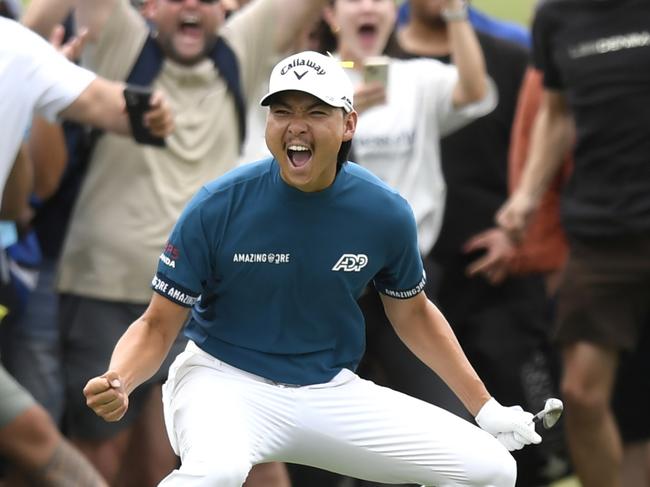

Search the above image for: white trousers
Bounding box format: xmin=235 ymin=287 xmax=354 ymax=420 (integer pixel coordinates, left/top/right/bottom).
xmin=159 ymin=341 xmax=516 ymax=487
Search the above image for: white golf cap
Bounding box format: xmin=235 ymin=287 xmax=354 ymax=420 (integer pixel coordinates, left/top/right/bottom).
xmin=260 ymin=51 xmax=354 ymax=113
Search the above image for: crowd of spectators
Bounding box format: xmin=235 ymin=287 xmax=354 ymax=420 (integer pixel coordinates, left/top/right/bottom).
xmin=1 ymin=0 xmax=649 ymax=486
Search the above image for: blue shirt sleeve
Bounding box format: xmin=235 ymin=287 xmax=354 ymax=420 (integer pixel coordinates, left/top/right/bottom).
xmin=373 ymin=196 xmax=426 ymax=299
xmin=151 ymin=187 xmax=215 ymax=307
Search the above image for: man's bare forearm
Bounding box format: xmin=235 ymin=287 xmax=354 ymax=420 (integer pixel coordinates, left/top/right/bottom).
xmin=21 ymin=0 xmax=75 ymax=36
xmin=271 ymin=0 xmax=330 ymax=52
xmin=447 ymin=1 xmax=489 ymax=105
xmin=59 ymin=78 xmax=130 ymax=136
xmin=27 ymin=438 xmax=107 ymax=487
xmin=388 ymin=297 xmax=491 ymax=416
xmin=107 ymin=296 xmax=188 ymax=394
xmin=22 ymin=0 xmax=115 ymax=42
xmin=108 ymin=318 xmax=178 ymax=395
xmin=517 ymin=91 xmax=574 ymax=203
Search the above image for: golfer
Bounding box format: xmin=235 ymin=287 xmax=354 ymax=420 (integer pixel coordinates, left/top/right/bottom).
xmin=84 ymin=51 xmax=540 ymax=487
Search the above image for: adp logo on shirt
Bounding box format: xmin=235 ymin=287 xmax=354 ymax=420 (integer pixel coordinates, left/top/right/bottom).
xmin=332 ymin=254 xmax=368 ymax=272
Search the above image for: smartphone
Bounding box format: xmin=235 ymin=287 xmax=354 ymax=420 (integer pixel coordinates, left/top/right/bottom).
xmin=123 ymin=85 xmax=166 ymax=147
xmin=363 ymin=56 xmax=389 ymax=89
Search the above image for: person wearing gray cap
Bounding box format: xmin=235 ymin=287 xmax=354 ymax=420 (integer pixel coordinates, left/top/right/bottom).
xmin=83 ymin=50 xmax=541 ymax=487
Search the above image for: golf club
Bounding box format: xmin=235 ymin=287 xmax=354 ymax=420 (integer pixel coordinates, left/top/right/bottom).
xmin=532 ymin=397 xmax=564 ymax=429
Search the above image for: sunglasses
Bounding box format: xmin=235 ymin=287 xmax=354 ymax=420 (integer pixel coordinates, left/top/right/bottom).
xmin=165 ymin=0 xmax=220 ymax=4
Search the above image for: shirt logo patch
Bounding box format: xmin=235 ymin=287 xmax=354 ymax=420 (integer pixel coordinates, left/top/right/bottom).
xmin=332 ymin=254 xmax=368 ymax=272
xmin=151 ymin=276 xmax=198 ymax=306
xmin=159 ymin=253 xmax=176 ymax=268
xmin=568 ymin=31 xmax=650 ymax=59
xmin=160 ymin=243 xmax=180 ymax=268
xmin=232 ymin=253 xmax=290 ymax=264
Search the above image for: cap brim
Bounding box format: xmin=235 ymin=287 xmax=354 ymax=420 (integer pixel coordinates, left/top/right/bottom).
xmin=259 ymin=89 xmax=352 ymax=113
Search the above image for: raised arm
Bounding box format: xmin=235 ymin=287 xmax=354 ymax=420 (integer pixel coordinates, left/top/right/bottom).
xmin=496 ymin=88 xmax=574 ymax=240
xmin=21 ymin=0 xmax=75 ymax=37
xmin=59 ymin=78 xmax=174 ymax=138
xmin=84 ymin=293 xmax=189 ymax=422
xmin=22 ymin=0 xmax=115 ymax=42
xmin=445 ymin=0 xmax=489 ymax=107
xmin=271 ymin=0 xmax=329 ymax=53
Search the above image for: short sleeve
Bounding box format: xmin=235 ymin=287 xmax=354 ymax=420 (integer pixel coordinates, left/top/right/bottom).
xmin=373 ymin=197 xmax=426 ymax=299
xmin=151 ymin=188 xmax=215 ymax=307
xmin=29 ymin=41 xmax=96 ymax=122
xmin=531 ymin=3 xmax=563 ymax=90
xmin=219 ymin=0 xmax=278 ymax=103
xmin=80 ymin=0 xmax=148 ymax=80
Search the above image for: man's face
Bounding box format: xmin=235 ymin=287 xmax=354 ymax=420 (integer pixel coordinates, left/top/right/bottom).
xmin=265 ymin=91 xmax=357 ymax=192
xmin=146 ymin=0 xmax=225 ymax=65
xmin=326 ymin=0 xmax=396 ymax=61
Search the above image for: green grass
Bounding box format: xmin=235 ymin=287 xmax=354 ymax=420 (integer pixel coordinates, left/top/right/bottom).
xmin=551 ymin=476 xmax=581 ymax=487
xmin=473 ymin=0 xmax=538 ymax=26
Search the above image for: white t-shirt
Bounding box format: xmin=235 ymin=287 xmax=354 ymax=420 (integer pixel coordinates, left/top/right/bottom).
xmin=347 ymin=58 xmax=497 ymax=254
xmin=0 ymin=17 xmax=95 ymax=202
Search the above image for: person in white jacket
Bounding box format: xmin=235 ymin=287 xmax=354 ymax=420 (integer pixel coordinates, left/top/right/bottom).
xmin=0 ymin=17 xmax=172 ymax=207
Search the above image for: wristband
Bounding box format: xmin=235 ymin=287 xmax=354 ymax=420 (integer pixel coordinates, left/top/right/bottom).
xmin=441 ymin=1 xmax=469 ymax=22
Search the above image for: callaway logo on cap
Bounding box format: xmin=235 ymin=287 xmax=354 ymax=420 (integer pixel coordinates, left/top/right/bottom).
xmin=260 ymin=51 xmax=354 ymax=113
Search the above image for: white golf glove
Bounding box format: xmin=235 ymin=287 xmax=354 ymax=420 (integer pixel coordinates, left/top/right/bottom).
xmin=475 ymin=398 xmax=542 ymax=451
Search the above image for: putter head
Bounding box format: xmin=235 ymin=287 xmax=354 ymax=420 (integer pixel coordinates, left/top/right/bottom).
xmin=537 ymin=398 xmax=564 ymax=429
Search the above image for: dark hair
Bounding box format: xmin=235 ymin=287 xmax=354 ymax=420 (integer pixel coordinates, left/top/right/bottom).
xmin=315 ymin=18 xmax=338 ymax=55
xmin=337 ymin=139 xmax=352 ymax=171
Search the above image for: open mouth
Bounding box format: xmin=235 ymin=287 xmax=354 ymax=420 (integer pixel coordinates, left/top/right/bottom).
xmin=358 ymin=23 xmax=378 ymax=49
xmin=287 ymin=145 xmax=313 ymax=168
xmin=178 ymin=16 xmax=202 ymax=40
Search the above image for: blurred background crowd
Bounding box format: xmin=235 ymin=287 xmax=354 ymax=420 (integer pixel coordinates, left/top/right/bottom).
xmin=1 ymin=0 xmax=649 ymax=486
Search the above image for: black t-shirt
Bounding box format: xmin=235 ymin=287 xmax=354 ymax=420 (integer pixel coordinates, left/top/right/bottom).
xmin=387 ymin=32 xmax=529 ymax=260
xmin=533 ymin=0 xmax=650 ymax=238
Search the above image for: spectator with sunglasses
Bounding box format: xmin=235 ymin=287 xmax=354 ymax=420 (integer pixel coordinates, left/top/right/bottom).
xmin=22 ymin=0 xmax=330 ymax=485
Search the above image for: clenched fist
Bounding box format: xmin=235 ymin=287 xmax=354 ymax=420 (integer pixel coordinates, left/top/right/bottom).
xmin=83 ymin=371 xmax=129 ymax=422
